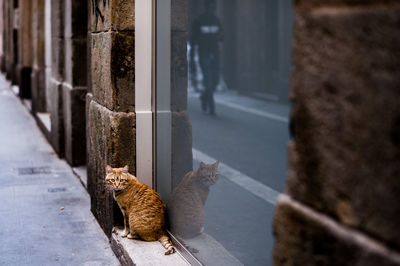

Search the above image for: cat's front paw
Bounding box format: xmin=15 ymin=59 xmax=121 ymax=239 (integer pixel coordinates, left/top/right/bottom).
xmin=127 ymin=233 xmax=138 ymax=239
xmin=121 ymin=230 xmax=129 ymax=238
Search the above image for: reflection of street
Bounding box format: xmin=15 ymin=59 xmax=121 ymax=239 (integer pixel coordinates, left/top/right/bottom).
xmin=189 ymin=90 xmax=290 ymax=191
xmin=188 ymin=90 xmax=290 ymax=266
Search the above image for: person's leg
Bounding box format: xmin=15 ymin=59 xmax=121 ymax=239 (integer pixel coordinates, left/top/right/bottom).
xmin=208 ymin=57 xmax=219 ymax=115
xmin=200 ymin=54 xmax=212 ymax=112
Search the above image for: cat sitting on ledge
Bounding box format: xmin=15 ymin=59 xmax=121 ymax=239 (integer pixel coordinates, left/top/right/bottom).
xmin=105 ymin=165 xmax=175 ymax=255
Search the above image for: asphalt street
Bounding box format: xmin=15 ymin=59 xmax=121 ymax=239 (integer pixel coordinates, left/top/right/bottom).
xmin=189 ymin=93 xmax=290 ymax=192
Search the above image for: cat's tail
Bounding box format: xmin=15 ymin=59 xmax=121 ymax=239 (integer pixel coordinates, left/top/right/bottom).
xmin=159 ymin=233 xmax=176 ymax=255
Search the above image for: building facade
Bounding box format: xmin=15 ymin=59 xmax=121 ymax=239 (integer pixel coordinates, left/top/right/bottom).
xmin=0 ymin=0 xmax=399 ymax=265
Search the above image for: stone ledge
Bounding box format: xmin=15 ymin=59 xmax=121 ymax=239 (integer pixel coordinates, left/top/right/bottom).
xmin=176 ymin=231 xmax=243 ymax=266
xmin=111 ymin=228 xmax=190 ymax=266
xmin=273 ymin=194 xmax=400 ymax=266
xmin=36 ymin=112 xmax=51 ymax=132
xmin=72 ymin=166 xmax=87 ymax=190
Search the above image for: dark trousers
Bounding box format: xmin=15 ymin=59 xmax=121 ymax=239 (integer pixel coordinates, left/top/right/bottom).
xmin=199 ymin=52 xmax=219 ymax=114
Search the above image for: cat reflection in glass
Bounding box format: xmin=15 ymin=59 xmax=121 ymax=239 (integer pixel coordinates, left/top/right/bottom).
xmin=105 ymin=165 xmax=176 ymax=255
xmin=168 ymin=161 xmax=219 ymax=239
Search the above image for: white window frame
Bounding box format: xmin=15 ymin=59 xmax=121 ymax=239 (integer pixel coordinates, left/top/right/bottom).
xmin=135 ymin=0 xmax=171 ymax=195
xmin=135 ymin=0 xmax=156 ymax=188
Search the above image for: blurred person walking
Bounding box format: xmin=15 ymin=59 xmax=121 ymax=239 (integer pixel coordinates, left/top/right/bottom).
xmin=190 ymin=0 xmax=223 ymax=116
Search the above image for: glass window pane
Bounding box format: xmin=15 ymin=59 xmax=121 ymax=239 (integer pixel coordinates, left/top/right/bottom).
xmin=160 ymin=0 xmax=293 ymax=265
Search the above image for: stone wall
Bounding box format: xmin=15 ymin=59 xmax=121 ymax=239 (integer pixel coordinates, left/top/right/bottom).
xmin=0 ymin=0 xmax=3 ymax=72
xmin=273 ymin=1 xmax=400 ymax=265
xmin=47 ymin=0 xmax=65 ymax=156
xmin=17 ymin=0 xmax=31 ymax=98
xmin=87 ymin=0 xmax=136 ymax=236
xmin=4 ymin=0 xmax=14 ymax=81
xmin=1 ymin=0 xmax=6 ymax=72
xmin=10 ymin=0 xmax=18 ymax=85
xmin=62 ymin=0 xmax=87 ymax=166
xmin=31 ymin=0 xmax=46 ymax=113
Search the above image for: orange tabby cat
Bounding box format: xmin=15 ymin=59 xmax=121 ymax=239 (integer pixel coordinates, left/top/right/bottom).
xmin=105 ymin=165 xmax=175 ymax=255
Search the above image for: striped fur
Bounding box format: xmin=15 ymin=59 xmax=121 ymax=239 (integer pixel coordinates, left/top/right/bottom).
xmin=159 ymin=234 xmax=176 ymax=255
xmin=105 ymin=165 xmax=176 ymax=255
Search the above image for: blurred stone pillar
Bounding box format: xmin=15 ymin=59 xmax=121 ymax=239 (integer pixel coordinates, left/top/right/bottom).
xmin=5 ymin=0 xmax=14 ymax=81
xmin=87 ymin=0 xmax=135 ymax=236
xmin=62 ymin=0 xmax=87 ymax=166
xmin=47 ymin=0 xmax=65 ymax=155
xmin=2 ymin=0 xmax=8 ymax=74
xmin=273 ymin=1 xmax=400 ymax=265
xmin=11 ymin=0 xmax=18 ymax=84
xmin=17 ymin=0 xmax=31 ymax=98
xmin=31 ymin=0 xmax=46 ymax=113
xmin=0 ymin=0 xmax=4 ymax=73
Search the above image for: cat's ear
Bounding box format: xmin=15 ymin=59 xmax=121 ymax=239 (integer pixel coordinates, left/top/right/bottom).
xmin=199 ymin=162 xmax=206 ymax=169
xmin=122 ymin=165 xmax=129 ymax=174
xmin=106 ymin=165 xmax=113 ymax=174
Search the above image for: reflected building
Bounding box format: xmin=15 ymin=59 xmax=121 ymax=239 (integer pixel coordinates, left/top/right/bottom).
xmin=189 ymin=0 xmax=293 ymax=104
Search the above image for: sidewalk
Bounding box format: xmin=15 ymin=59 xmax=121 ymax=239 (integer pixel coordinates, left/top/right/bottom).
xmin=0 ymin=74 xmax=120 ymax=265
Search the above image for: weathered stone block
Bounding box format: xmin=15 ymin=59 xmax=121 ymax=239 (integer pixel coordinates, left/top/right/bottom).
xmin=171 ymin=31 xmax=188 ymax=112
xmin=48 ymin=79 xmax=65 ymax=156
xmin=65 ymin=38 xmax=87 ymax=87
xmin=89 ymin=0 xmax=134 ymax=33
xmin=87 ymin=99 xmax=136 ymax=235
xmin=63 ymin=85 xmax=87 ymax=166
xmin=288 ymin=4 xmax=400 ymax=250
xmin=64 ymin=0 xmax=87 ymax=38
xmin=273 ymin=195 xmax=400 ymax=266
xmin=87 ymin=33 xmax=92 ymax=93
xmin=51 ymin=37 xmax=65 ymax=80
xmin=91 ymin=32 xmax=111 ymax=106
xmin=31 ymin=67 xmax=47 ymax=113
xmin=32 ymin=0 xmax=45 ymax=69
xmin=91 ymin=31 xmax=135 ymax=112
xmin=18 ymin=0 xmax=32 ymax=68
xmin=51 ymin=0 xmax=65 ymax=38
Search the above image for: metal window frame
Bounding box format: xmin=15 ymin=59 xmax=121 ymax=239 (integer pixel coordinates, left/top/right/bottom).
xmin=135 ymin=1 xmax=202 ymax=265
xmin=135 ymin=0 xmax=155 ymax=188
xmin=154 ymin=0 xmax=172 ymax=200
xmin=135 ymin=0 xmax=173 ymax=196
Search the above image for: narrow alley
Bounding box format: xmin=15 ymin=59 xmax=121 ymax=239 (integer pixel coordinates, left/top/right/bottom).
xmin=1 ymin=0 xmax=400 ymax=265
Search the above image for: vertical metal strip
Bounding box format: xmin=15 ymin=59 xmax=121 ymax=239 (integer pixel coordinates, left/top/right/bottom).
xmin=135 ymin=0 xmax=154 ymax=187
xmin=155 ymin=0 xmax=171 ymax=200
